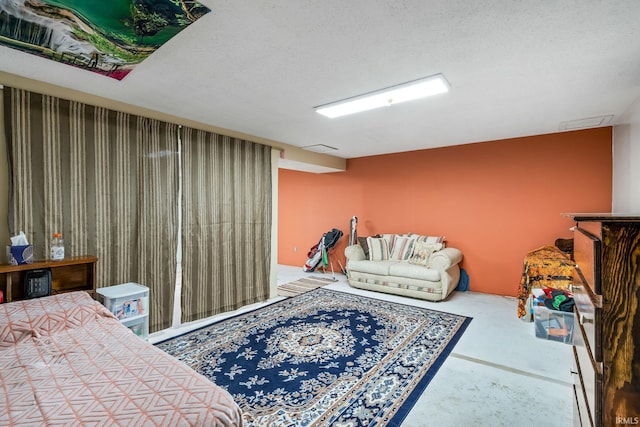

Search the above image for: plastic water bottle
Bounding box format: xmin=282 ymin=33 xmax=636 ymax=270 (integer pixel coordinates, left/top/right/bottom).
xmin=50 ymin=233 xmax=65 ymax=260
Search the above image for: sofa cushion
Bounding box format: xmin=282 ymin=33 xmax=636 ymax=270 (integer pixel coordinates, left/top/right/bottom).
xmin=381 ymin=234 xmax=400 ymax=253
xmin=367 ymin=237 xmax=389 ymax=261
xmin=388 ymin=262 xmax=442 ymax=281
xmin=409 ymin=234 xmax=446 ymax=244
xmin=347 ymin=260 xmax=393 ymax=275
xmin=409 ymin=241 xmax=444 ymax=266
xmin=357 ymin=235 xmax=381 ymax=259
xmin=357 ymin=237 xmax=370 ymax=259
xmin=389 ymin=236 xmax=416 ymax=261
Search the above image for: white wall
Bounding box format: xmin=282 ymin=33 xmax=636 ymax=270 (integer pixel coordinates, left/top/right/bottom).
xmin=613 ymin=96 xmax=640 ymax=212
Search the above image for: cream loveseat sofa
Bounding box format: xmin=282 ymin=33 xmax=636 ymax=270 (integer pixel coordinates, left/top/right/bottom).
xmin=344 ymin=234 xmax=463 ymax=302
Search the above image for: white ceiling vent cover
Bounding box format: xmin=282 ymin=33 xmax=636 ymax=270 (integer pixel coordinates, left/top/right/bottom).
xmin=301 ymin=144 xmax=338 ymax=153
xmin=559 ymin=115 xmax=613 ymax=131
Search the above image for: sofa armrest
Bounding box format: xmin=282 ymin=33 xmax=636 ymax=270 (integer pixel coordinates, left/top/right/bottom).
xmin=345 ymin=244 xmax=366 ymax=261
xmin=429 ymin=247 xmax=463 ymax=269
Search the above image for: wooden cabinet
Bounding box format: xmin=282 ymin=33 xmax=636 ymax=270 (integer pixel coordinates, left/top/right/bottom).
xmin=569 ymin=215 xmax=640 ymax=427
xmin=0 ymin=256 xmax=97 ymax=302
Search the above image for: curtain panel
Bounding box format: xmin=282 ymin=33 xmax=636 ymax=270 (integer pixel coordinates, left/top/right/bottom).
xmin=4 ymin=88 xmax=178 ymax=332
xmin=180 ymin=128 xmax=272 ymax=323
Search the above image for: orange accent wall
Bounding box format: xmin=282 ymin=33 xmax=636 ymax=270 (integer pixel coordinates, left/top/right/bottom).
xmin=278 ymin=128 xmax=612 ymax=297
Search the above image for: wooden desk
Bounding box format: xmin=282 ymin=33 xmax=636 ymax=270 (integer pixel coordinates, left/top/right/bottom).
xmin=0 ymin=256 xmax=97 ymax=302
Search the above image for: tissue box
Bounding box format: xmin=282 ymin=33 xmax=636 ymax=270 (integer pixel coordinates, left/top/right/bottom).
xmin=6 ymin=245 xmax=34 ymax=265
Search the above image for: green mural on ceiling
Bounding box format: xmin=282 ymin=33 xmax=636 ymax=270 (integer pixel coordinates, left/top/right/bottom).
xmin=0 ymin=0 xmax=211 ymax=80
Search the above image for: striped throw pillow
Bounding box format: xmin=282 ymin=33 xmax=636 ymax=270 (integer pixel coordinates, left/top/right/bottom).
xmin=367 ymin=237 xmax=389 ymax=261
xmin=389 ymin=236 xmax=416 ymax=260
xmin=409 ymin=234 xmax=446 ymax=245
xmin=381 ymin=234 xmax=400 ymax=254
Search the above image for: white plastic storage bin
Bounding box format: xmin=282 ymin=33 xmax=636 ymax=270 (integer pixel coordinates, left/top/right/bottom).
xmin=121 ymin=315 xmax=149 ymax=340
xmin=97 ymin=283 xmax=149 ymax=340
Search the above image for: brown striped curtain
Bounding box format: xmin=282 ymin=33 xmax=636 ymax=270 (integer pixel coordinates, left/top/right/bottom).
xmin=4 ymin=88 xmax=178 ymax=332
xmin=180 ymin=128 xmax=271 ymax=323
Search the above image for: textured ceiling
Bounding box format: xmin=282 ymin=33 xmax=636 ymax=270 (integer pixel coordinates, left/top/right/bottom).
xmin=1 ymin=0 xmax=640 ymax=160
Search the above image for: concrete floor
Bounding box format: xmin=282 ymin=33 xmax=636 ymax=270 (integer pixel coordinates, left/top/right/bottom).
xmin=151 ymin=265 xmax=574 ymax=427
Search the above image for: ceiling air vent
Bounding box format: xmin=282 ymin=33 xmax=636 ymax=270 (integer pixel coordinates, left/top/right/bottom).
xmin=301 ymin=144 xmax=338 ymax=153
xmin=559 ymin=115 xmax=613 ymax=131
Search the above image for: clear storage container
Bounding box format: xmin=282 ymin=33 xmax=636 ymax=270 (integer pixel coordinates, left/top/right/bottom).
xmin=97 ymin=283 xmax=149 ymax=340
xmin=533 ymin=305 xmax=574 ymax=344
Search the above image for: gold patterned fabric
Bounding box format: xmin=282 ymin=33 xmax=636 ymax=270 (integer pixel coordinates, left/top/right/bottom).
xmin=517 ymin=245 xmax=574 ymax=318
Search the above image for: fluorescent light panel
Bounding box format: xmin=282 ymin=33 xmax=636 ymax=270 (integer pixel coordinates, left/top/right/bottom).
xmin=315 ymin=74 xmax=449 ymax=118
xmin=559 ymin=115 xmax=613 ymax=131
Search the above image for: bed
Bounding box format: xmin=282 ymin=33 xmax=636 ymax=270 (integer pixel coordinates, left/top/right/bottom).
xmin=0 ymin=291 xmax=243 ymax=426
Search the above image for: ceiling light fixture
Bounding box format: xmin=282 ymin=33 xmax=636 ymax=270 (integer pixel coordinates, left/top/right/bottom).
xmin=315 ymin=73 xmax=450 ymax=118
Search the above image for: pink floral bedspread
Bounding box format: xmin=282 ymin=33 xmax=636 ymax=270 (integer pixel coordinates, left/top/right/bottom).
xmin=0 ymin=292 xmax=242 ymax=426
